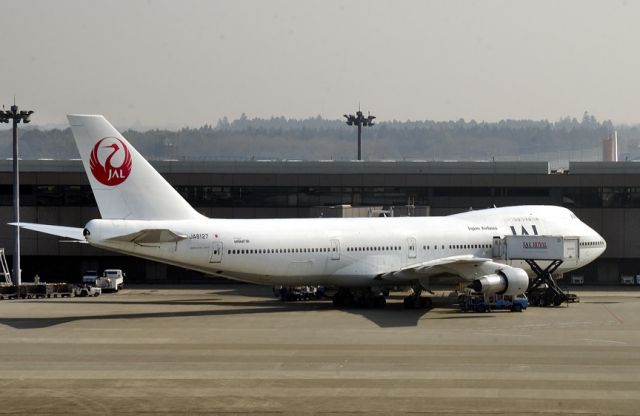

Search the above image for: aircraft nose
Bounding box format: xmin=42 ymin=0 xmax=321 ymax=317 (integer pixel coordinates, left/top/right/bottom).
xmin=591 ymin=226 xmax=606 ymax=254
xmin=600 ymin=233 xmax=607 ymax=254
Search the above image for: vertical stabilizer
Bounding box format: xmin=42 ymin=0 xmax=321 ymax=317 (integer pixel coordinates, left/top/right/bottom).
xmin=67 ymin=114 xmax=202 ymax=220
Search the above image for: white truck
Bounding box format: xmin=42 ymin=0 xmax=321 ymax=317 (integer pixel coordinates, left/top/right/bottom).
xmin=96 ymin=269 xmax=125 ymax=292
xmin=82 ymin=270 xmax=99 ymax=284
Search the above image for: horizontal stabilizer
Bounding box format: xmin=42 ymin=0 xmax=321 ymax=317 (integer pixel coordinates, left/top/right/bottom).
xmin=10 ymin=223 xmax=86 ymax=242
xmin=106 ymin=229 xmax=187 ymax=244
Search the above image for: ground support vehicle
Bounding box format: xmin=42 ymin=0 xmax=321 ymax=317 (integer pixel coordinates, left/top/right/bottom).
xmin=459 ymin=292 xmax=528 ymax=313
xmin=17 ymin=284 xmax=48 ymax=299
xmin=492 ymin=294 xmax=529 ymax=312
xmin=96 ymin=269 xmax=124 ymax=292
xmin=459 ymin=293 xmax=491 ymax=313
xmin=74 ymin=284 xmax=101 ymax=297
xmin=275 ymin=286 xmax=324 ymax=301
xmin=493 ymin=235 xmax=581 ymax=307
xmin=0 ymin=285 xmax=16 ymax=300
xmin=49 ymin=283 xmax=73 ymax=298
xmin=82 ymin=270 xmax=98 ymax=284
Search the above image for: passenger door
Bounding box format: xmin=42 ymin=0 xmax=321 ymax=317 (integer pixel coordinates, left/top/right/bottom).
xmin=330 ymin=239 xmax=340 ymax=260
xmin=210 ymin=241 xmax=223 ymax=263
xmin=407 ymin=237 xmax=417 ymax=259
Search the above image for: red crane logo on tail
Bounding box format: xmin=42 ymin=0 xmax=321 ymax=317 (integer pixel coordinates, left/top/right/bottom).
xmin=89 ymin=137 xmax=132 ymax=186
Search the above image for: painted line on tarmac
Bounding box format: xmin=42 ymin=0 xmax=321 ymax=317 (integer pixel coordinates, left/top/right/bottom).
xmin=582 ymin=338 xmax=628 ymax=345
xmin=603 ymin=305 xmax=624 ymax=324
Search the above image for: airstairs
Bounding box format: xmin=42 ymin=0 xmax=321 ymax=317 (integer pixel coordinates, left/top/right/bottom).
xmin=0 ymin=248 xmax=11 ymax=285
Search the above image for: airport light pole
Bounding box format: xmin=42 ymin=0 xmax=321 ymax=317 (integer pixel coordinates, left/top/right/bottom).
xmin=344 ymin=109 xmax=375 ymax=160
xmin=0 ymin=104 xmax=34 ymax=286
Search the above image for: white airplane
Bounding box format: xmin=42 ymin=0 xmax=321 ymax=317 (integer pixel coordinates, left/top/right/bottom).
xmin=13 ymin=115 xmax=606 ymax=308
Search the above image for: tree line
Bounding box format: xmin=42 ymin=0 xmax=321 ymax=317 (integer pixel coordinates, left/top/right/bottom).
xmin=1 ymin=112 xmax=637 ymax=162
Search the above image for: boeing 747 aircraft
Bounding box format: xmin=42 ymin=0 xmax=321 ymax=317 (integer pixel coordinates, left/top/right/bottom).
xmin=13 ymin=115 xmax=606 ymax=308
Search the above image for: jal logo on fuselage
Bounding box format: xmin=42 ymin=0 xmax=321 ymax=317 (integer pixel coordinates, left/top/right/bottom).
xmin=510 ymin=225 xmax=539 ymax=236
xmin=89 ymin=137 xmax=132 ymax=186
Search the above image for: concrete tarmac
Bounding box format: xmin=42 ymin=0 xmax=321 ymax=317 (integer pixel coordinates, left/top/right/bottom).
xmin=0 ymin=285 xmax=639 ymax=415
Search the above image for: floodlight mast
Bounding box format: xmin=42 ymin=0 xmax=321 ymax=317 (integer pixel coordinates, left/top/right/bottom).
xmin=0 ymin=103 xmax=34 ymax=286
xmin=343 ymin=109 xmax=375 ymax=160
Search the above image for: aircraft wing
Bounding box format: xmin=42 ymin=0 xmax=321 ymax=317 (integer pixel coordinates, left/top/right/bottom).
xmin=376 ymin=255 xmax=492 ymax=282
xmin=106 ymin=229 xmax=187 ymax=244
xmin=9 ymin=222 xmax=86 ymax=242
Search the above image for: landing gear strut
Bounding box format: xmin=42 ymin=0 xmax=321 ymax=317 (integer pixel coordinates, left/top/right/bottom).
xmin=402 ymin=286 xmax=432 ymax=309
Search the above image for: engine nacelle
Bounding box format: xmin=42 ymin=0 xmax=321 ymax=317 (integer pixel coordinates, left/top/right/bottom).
xmin=469 ymin=266 xmax=529 ymax=296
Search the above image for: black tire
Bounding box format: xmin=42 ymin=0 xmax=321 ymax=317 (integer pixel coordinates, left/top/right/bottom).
xmin=332 ymin=294 xmax=344 ymax=307
xmin=363 ymin=296 xmax=376 ymax=309
xmin=513 ymin=303 xmax=523 ymax=312
xmin=420 ymin=297 xmax=433 ymax=309
xmin=403 ymin=297 xmax=414 ymax=309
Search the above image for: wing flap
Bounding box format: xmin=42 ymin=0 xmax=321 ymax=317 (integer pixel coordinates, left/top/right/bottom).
xmin=403 ymin=255 xmax=492 ymax=273
xmin=377 ymin=255 xmax=492 ymax=281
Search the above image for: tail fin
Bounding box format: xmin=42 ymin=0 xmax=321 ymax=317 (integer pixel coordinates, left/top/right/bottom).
xmin=67 ymin=114 xmax=202 ymax=220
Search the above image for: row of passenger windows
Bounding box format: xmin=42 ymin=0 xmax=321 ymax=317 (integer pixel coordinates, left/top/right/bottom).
xmin=580 ymin=240 xmax=605 ymax=247
xmin=346 ymin=244 xmax=492 ymax=252
xmin=347 ymin=246 xmax=401 ymax=252
xmin=228 ymin=247 xmax=335 ymax=255
xmin=445 ymin=244 xmax=491 ymax=250
xmin=227 ymin=243 xmax=492 ymax=256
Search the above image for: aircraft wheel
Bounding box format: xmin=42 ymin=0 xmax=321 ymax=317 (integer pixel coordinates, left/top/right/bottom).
xmin=403 ymin=296 xmax=415 ymax=309
xmin=332 ymin=295 xmax=343 ymax=307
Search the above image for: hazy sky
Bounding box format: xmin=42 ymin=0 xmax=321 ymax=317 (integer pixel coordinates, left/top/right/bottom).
xmin=1 ymin=0 xmax=639 ymax=128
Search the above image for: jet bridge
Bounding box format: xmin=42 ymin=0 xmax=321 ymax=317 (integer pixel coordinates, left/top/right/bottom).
xmin=492 ymin=236 xmax=579 ymax=306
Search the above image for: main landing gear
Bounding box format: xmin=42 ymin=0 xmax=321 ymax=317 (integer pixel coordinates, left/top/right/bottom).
xmin=332 ymin=288 xmax=386 ymax=309
xmin=402 ymin=286 xmax=432 ymax=309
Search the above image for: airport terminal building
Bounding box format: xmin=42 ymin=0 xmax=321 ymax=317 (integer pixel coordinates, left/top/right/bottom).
xmin=0 ymin=159 xmax=638 ymax=284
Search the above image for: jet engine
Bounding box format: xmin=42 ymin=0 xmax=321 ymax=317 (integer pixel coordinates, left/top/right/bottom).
xmin=468 ymin=266 xmax=529 ymax=296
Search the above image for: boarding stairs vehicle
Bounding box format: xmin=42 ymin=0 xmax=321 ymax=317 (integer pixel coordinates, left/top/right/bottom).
xmin=0 ymin=248 xmax=16 ymax=299
xmin=0 ymin=249 xmax=10 ymax=285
